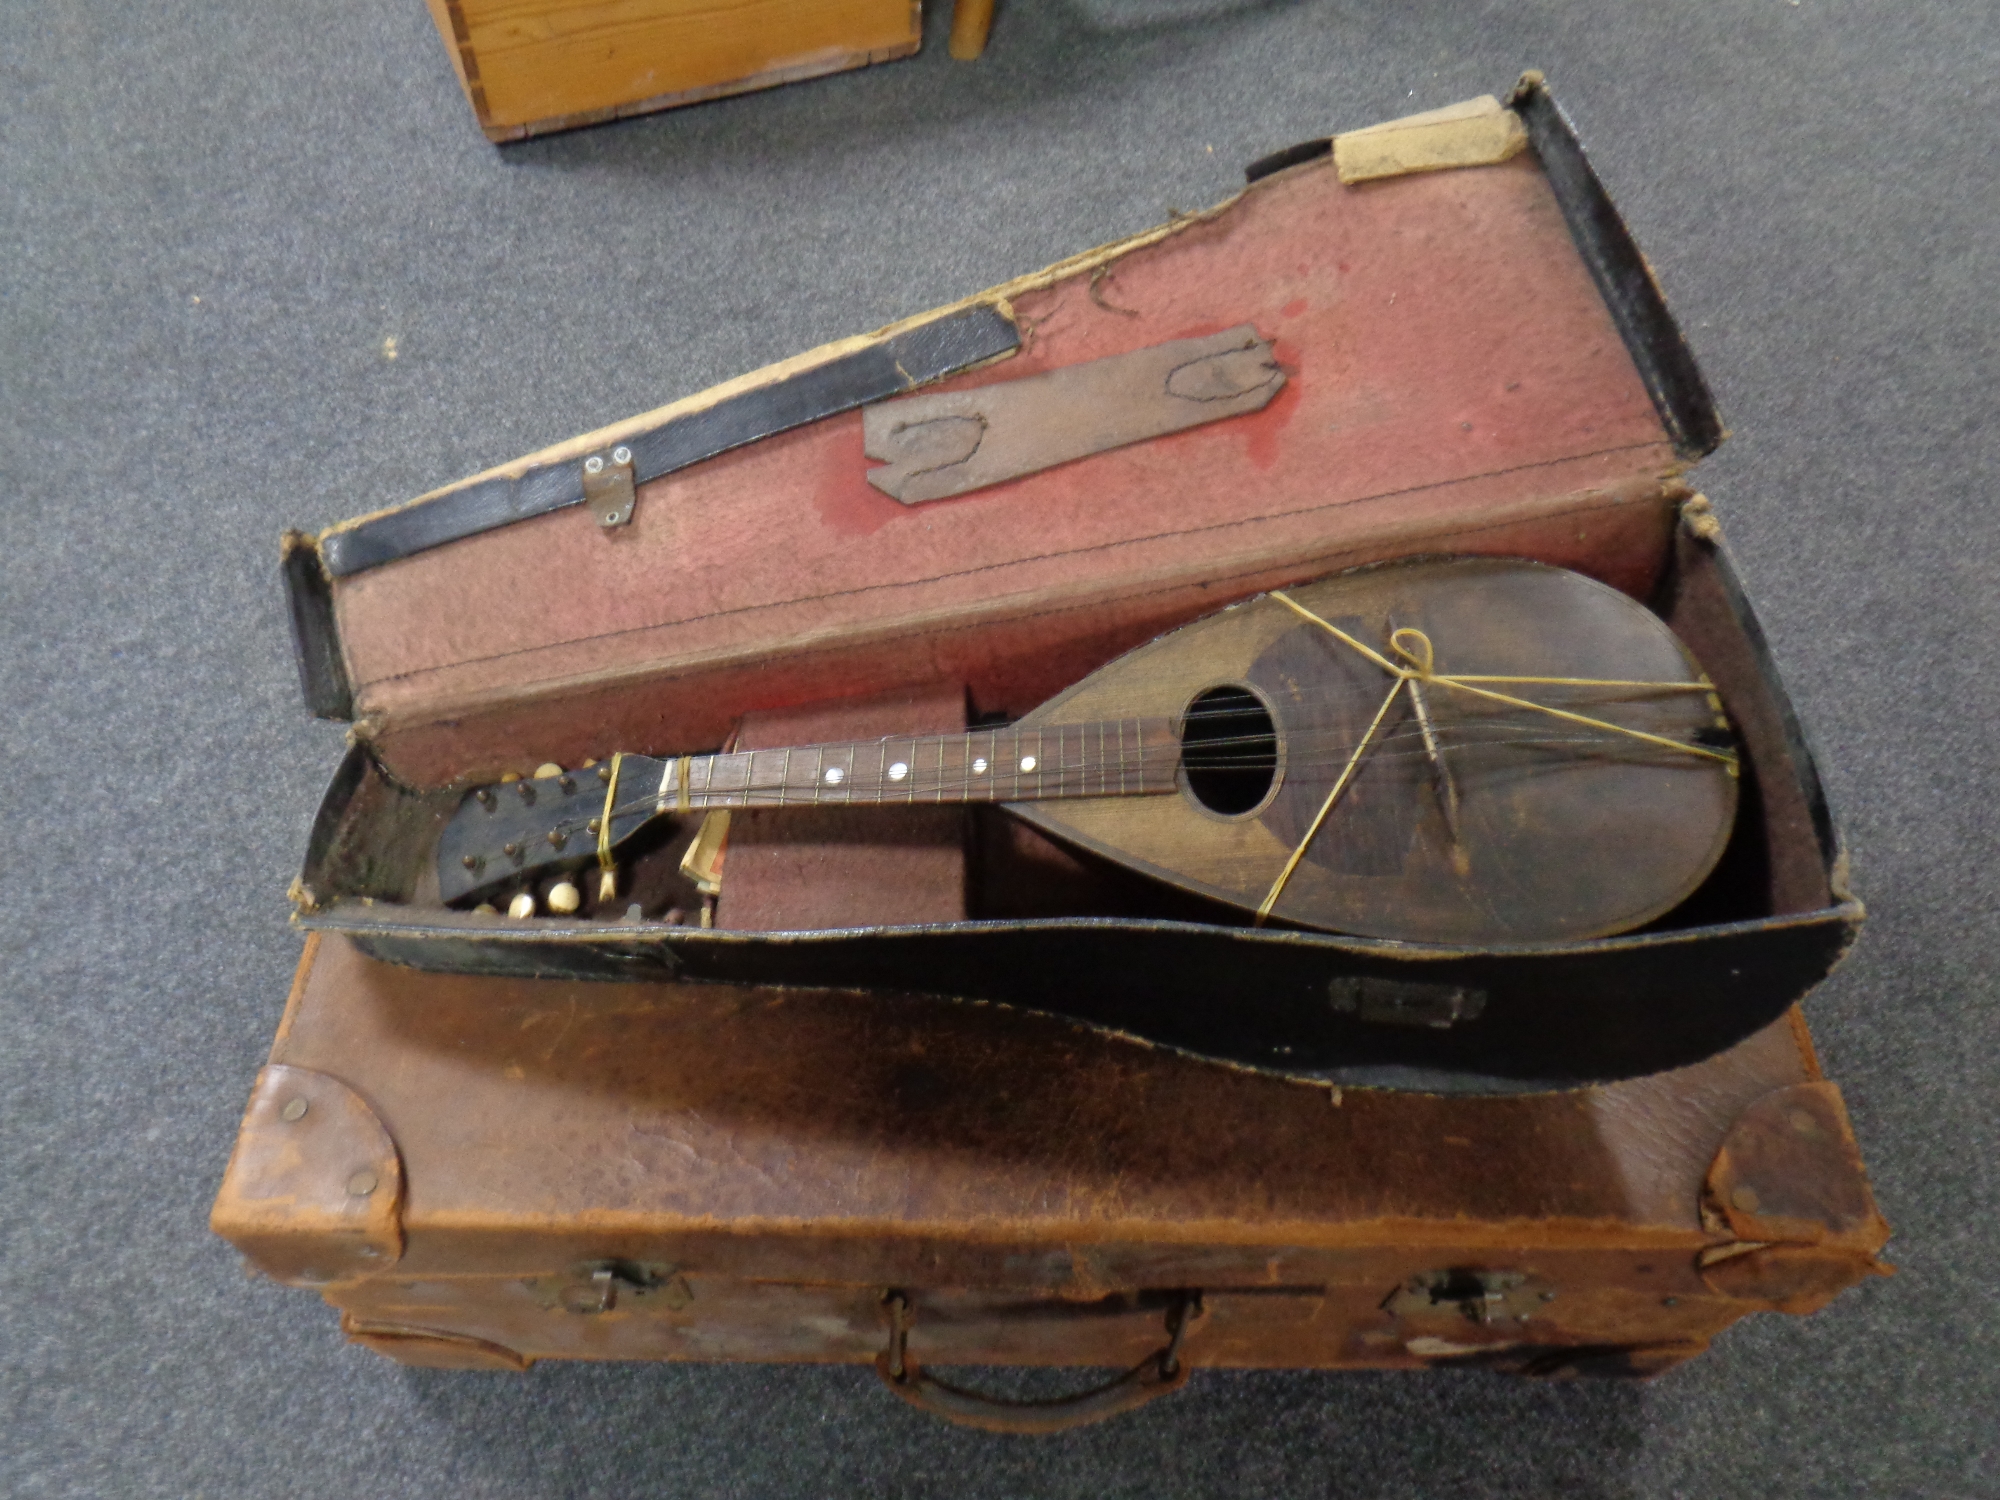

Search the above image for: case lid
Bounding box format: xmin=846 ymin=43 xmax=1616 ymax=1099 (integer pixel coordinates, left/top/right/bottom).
xmin=287 ymin=77 xmax=1720 ymax=786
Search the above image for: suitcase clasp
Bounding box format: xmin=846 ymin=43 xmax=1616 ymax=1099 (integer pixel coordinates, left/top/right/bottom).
xmin=548 ymin=1260 xmax=691 ymax=1315
xmin=1384 ymin=1268 xmax=1553 ymax=1326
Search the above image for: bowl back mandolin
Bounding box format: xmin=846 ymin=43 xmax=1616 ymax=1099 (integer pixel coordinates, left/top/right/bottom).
xmin=439 ymin=557 xmax=1738 ymax=945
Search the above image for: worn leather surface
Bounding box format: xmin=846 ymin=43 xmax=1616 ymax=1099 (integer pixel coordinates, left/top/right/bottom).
xmin=208 ymin=936 xmax=1890 ymax=1370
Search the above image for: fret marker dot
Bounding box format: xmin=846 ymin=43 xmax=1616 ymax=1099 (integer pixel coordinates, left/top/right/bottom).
xmin=972 ymin=758 xmax=988 ymax=774
xmin=888 ymin=762 xmax=909 ymax=781
xmin=1020 ymin=756 xmax=1037 ymax=773
xmin=824 ymin=767 xmax=844 ymax=785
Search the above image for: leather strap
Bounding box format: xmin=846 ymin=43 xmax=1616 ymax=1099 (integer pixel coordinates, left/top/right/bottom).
xmin=874 ymin=1292 xmax=1199 ymax=1435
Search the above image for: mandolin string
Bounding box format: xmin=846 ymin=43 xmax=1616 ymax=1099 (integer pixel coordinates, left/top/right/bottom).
xmin=1242 ymin=592 xmax=1734 ymax=919
xmin=1268 ymin=592 xmax=1734 ymax=767
xmin=482 ymin=610 xmax=1732 ymax=854
xmin=525 ymin=725 xmax=1708 ymax=844
xmin=515 ymin=721 xmax=1718 ymax=849
xmin=1254 ymin=677 xmax=1408 ymax=924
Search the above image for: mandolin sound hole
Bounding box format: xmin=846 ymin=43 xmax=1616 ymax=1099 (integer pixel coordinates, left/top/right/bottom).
xmin=1181 ymin=685 xmax=1279 ymax=816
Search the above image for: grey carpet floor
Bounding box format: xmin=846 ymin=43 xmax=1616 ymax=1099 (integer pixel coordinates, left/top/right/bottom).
xmin=3 ymin=1 xmax=1995 ymax=1495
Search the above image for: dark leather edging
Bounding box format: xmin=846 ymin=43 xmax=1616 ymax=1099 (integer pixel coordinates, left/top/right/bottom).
xmin=1243 ymin=137 xmax=1332 ymax=183
xmin=1510 ymin=76 xmax=1725 ymax=460
xmin=318 ymin=304 xmax=1021 ymax=577
xmin=281 ymin=532 xmax=354 ymax=719
xmin=1698 ymin=531 xmax=1842 ymax=866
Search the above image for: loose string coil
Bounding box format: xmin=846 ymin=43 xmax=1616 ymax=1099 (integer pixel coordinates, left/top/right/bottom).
xmin=1252 ymin=591 xmax=1736 ymax=925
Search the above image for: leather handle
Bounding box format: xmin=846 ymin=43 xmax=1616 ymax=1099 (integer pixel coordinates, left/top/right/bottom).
xmin=874 ymin=1292 xmax=1199 ymax=1435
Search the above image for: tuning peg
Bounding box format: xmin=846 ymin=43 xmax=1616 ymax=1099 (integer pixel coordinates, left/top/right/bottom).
xmin=597 ymin=868 xmax=618 ymax=903
xmin=507 ymin=891 xmax=536 ymax=919
xmin=535 ymin=762 xmax=563 ymax=780
xmin=499 ymin=771 xmax=522 ymax=783
xmin=547 ymin=879 xmax=582 ymax=914
xmin=473 ymin=902 xmax=498 ymax=915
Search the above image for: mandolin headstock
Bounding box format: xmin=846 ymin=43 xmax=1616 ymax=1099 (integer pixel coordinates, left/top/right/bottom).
xmin=436 ymin=756 xmax=666 ymax=906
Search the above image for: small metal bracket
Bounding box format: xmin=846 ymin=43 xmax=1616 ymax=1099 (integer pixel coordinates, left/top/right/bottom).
xmin=1329 ymin=975 xmax=1486 ymax=1029
xmin=581 ymin=445 xmax=636 ymax=528
xmin=540 ymin=1259 xmax=690 ymax=1315
xmin=1384 ymin=1269 xmax=1553 ymax=1326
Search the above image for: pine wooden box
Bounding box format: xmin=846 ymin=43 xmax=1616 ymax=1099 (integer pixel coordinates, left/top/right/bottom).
xmin=424 ymin=0 xmax=922 ymax=143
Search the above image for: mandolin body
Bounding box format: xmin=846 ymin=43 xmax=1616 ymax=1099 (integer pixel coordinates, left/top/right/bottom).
xmin=1013 ymin=557 xmax=1736 ymax=943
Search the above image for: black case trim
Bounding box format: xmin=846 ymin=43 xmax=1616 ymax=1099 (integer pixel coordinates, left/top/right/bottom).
xmin=312 ymin=900 xmax=1861 ymax=1091
xmin=1511 ymin=78 xmax=1725 ymax=460
xmin=281 ymin=533 xmax=353 ymax=720
xmin=318 ymin=304 xmax=1021 ymax=577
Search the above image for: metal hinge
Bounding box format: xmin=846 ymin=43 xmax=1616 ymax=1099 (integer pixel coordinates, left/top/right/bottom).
xmin=582 ymin=446 xmax=637 ymax=528
xmin=1329 ymin=975 xmax=1486 ymax=1029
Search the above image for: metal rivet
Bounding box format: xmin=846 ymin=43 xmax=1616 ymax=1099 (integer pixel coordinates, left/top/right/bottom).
xmin=280 ymin=1097 xmax=308 ymax=1123
xmin=1730 ymin=1185 xmax=1762 ymax=1212
xmin=475 ymin=788 xmax=493 ymax=806
xmin=517 ymin=782 xmax=536 ymax=803
xmin=559 ymin=775 xmax=576 ymax=793
xmin=584 ymin=455 xmax=605 ymax=475
xmin=462 ymin=854 xmax=479 ymax=870
xmin=597 ymin=765 xmax=612 ymax=783
xmin=346 ymin=1170 xmax=379 ymax=1197
xmin=547 ymin=830 xmax=566 ymax=847
xmin=503 ymin=842 xmax=519 ymax=857
xmin=611 ymin=445 xmax=631 ymax=465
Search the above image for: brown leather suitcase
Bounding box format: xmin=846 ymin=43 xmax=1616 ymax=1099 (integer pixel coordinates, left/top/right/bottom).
xmin=211 ymin=933 xmax=1890 ymax=1432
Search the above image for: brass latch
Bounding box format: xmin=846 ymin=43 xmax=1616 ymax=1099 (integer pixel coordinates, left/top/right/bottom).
xmin=581 ymin=446 xmax=637 ymax=528
xmin=543 ymin=1260 xmax=691 ymax=1315
xmin=1384 ymin=1269 xmax=1553 ymax=1326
